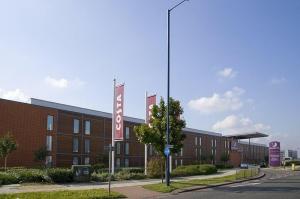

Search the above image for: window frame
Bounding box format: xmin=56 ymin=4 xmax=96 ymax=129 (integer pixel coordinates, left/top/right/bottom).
xmin=73 ymin=119 xmax=80 ymax=134
xmin=47 ymin=115 xmax=54 ymax=131
xmin=85 ymin=120 xmax=91 ymax=135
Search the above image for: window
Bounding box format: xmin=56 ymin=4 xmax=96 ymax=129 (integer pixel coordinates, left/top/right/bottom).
xmin=195 ymin=148 xmax=198 ymax=158
xmin=73 ymin=157 xmax=79 ymax=165
xmin=199 ymin=137 xmax=202 ymax=146
xmin=125 ymin=143 xmax=129 ymax=155
xmin=47 ymin=115 xmax=54 ymax=131
xmin=215 ymin=139 xmax=217 ymax=148
xmin=215 ymin=149 xmax=217 ymax=157
xmin=85 ymin=120 xmax=91 ymax=135
xmin=200 ymin=148 xmax=202 ymax=157
xmin=116 ymin=142 xmax=121 ymax=155
xmin=73 ymin=137 xmax=79 ymax=152
xmin=46 ymin=156 xmax=52 ymax=167
xmin=195 ymin=137 xmax=197 ymax=146
xmin=84 ymin=157 xmax=90 ymax=165
xmin=85 ymin=139 xmax=90 ymax=153
xmin=211 ymin=149 xmax=214 ymax=155
xmin=46 ymin=136 xmax=52 ymax=151
xmin=211 ymin=139 xmax=214 ymax=147
xmin=225 ymin=140 xmax=227 ymax=148
xmin=74 ymin=119 xmax=79 ymax=134
xmin=180 ymin=159 xmax=183 ymax=166
xmin=180 ymin=148 xmax=183 ymax=156
xmin=125 ymin=158 xmax=129 ymax=167
xmin=125 ymin=127 xmax=130 ymax=139
xmin=116 ymin=158 xmax=120 ymax=168
xmin=175 ymin=159 xmax=178 ymax=167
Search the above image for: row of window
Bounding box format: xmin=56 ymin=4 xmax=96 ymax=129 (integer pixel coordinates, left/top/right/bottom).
xmin=115 ymin=142 xmax=130 ymax=155
xmin=47 ymin=115 xmax=131 ymax=138
xmin=72 ymin=138 xmax=90 ymax=153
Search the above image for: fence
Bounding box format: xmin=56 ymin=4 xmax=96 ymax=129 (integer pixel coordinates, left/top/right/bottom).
xmin=235 ymin=166 xmax=260 ymax=180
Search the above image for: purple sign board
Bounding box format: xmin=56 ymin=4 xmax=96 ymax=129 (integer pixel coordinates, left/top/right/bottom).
xmin=269 ymin=141 xmax=280 ymax=167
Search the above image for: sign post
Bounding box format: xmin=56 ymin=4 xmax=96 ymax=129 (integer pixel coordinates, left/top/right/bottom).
xmin=112 ymin=79 xmax=124 ymax=174
xmin=104 ymin=144 xmax=114 ymax=196
xmin=269 ymin=141 xmax=280 ymax=167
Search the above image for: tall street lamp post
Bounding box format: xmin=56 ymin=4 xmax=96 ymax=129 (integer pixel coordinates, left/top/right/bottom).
xmin=166 ymin=0 xmax=189 ymax=186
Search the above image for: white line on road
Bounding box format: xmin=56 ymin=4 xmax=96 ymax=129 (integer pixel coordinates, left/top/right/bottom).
xmin=230 ymin=182 xmax=261 ymax=188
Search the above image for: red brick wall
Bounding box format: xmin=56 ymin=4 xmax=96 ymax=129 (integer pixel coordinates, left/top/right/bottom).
xmin=0 ymin=99 xmax=57 ymax=167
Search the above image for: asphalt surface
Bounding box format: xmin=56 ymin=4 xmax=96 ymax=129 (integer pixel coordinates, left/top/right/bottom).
xmin=162 ymin=169 xmax=300 ymax=199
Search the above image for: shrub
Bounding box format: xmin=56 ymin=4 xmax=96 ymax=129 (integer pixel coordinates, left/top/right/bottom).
xmin=7 ymin=169 xmax=49 ymax=183
xmin=121 ymin=167 xmax=144 ymax=174
xmin=147 ymin=157 xmax=164 ymax=178
xmin=0 ymin=172 xmax=19 ymax=185
xmin=91 ymin=172 xmax=114 ymax=182
xmin=47 ymin=168 xmax=73 ymax=183
xmin=285 ymin=160 xmax=300 ymax=166
xmin=171 ymin=164 xmax=217 ymax=177
xmin=91 ymin=163 xmax=105 ymax=173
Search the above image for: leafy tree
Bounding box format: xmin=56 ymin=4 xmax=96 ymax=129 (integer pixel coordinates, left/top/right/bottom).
xmin=134 ymin=97 xmax=186 ymax=179
xmin=134 ymin=97 xmax=186 ymax=156
xmin=220 ymin=152 xmax=230 ymax=165
xmin=0 ymin=133 xmax=17 ymax=171
xmin=34 ymin=146 xmax=49 ymax=163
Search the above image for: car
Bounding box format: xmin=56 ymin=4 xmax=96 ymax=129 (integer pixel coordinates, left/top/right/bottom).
xmin=240 ymin=163 xmax=249 ymax=169
xmin=259 ymin=162 xmax=267 ymax=168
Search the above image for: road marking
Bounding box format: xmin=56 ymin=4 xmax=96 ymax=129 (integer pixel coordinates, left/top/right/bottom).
xmin=230 ymin=182 xmax=261 ymax=188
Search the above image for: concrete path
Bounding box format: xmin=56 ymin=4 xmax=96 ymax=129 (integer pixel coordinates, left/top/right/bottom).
xmin=0 ymin=169 xmax=236 ymax=197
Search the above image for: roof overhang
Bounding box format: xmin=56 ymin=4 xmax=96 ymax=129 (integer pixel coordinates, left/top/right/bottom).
xmin=225 ymin=132 xmax=269 ymax=140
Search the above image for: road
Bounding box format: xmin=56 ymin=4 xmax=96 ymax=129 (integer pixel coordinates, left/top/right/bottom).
xmin=162 ymin=169 xmax=300 ymax=199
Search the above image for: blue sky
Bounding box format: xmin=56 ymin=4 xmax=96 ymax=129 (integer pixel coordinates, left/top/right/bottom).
xmin=0 ymin=0 xmax=299 ymax=151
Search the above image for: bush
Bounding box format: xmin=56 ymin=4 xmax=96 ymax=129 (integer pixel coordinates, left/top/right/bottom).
xmin=91 ymin=172 xmax=114 ymax=182
xmin=121 ymin=167 xmax=144 ymax=174
xmin=7 ymin=169 xmax=49 ymax=183
xmin=47 ymin=168 xmax=73 ymax=183
xmin=115 ymin=170 xmax=146 ymax=181
xmin=91 ymin=163 xmax=105 ymax=173
xmin=285 ymin=160 xmax=300 ymax=166
xmin=171 ymin=164 xmax=217 ymax=177
xmin=0 ymin=172 xmax=19 ymax=185
xmin=147 ymin=157 xmax=164 ymax=178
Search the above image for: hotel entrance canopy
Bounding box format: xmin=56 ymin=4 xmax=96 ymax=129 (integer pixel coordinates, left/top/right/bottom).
xmin=225 ymin=132 xmax=269 ymax=140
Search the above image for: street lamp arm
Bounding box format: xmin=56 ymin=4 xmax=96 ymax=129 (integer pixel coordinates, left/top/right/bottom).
xmin=169 ymin=0 xmax=189 ymax=11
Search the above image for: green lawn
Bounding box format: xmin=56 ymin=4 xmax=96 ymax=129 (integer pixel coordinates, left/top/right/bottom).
xmin=0 ymin=189 xmax=125 ymax=199
xmin=144 ymin=168 xmax=259 ymax=193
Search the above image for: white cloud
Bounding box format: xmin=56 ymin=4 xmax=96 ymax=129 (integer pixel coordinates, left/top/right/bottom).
xmin=212 ymin=114 xmax=271 ymax=135
xmin=188 ymin=87 xmax=245 ymax=114
xmin=0 ymin=88 xmax=30 ymax=103
xmin=218 ymin=68 xmax=237 ymax=79
xmin=45 ymin=76 xmax=69 ymax=88
xmin=270 ymin=77 xmax=286 ymax=85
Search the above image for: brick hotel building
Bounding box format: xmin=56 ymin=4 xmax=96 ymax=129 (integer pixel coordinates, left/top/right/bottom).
xmin=0 ymin=98 xmax=268 ymax=168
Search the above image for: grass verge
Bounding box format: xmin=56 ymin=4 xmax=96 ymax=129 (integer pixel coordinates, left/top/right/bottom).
xmin=144 ymin=168 xmax=260 ymax=193
xmin=0 ymin=189 xmax=125 ymax=199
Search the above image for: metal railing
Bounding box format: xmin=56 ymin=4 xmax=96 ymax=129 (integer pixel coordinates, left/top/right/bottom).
xmin=235 ymin=166 xmax=260 ymax=180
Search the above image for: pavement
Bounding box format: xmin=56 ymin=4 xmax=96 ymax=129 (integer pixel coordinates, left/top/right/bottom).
xmin=0 ymin=169 xmax=236 ymax=197
xmin=160 ymin=168 xmax=300 ymax=199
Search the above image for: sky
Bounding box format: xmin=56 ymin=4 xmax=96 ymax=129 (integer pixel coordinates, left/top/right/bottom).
xmin=0 ymin=0 xmax=299 ymax=152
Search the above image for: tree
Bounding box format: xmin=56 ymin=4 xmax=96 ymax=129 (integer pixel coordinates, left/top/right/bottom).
xmin=220 ymin=152 xmax=230 ymax=165
xmin=0 ymin=133 xmax=17 ymax=171
xmin=134 ymin=97 xmax=186 ymax=179
xmin=34 ymin=146 xmax=49 ymax=165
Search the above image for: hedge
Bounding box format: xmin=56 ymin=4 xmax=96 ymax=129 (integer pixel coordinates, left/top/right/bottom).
xmin=171 ymin=164 xmax=217 ymax=177
xmin=47 ymin=168 xmax=73 ymax=183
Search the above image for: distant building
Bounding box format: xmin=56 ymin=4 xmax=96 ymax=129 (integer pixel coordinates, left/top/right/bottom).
xmin=281 ymin=149 xmax=298 ymax=160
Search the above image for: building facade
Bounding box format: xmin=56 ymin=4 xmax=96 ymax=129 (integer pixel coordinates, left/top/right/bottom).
xmin=0 ymin=98 xmax=268 ymax=168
